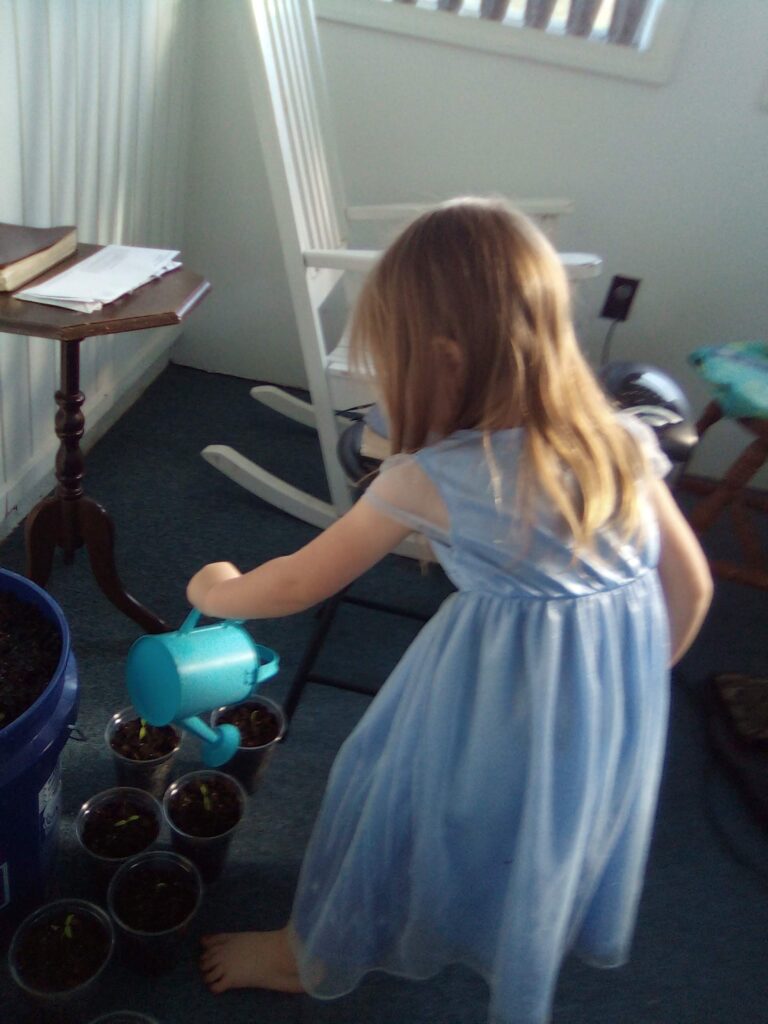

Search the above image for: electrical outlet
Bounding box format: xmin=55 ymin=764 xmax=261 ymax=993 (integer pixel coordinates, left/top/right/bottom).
xmin=600 ymin=276 xmax=641 ymax=321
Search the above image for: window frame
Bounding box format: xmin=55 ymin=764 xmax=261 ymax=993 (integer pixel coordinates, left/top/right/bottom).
xmin=315 ymin=0 xmax=695 ymax=86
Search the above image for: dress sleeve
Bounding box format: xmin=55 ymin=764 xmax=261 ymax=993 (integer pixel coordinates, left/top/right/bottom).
xmin=361 ymin=454 xmax=451 ymax=545
xmin=616 ymin=411 xmax=673 ymax=479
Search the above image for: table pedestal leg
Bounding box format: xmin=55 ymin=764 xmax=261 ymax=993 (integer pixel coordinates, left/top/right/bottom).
xmin=78 ymin=496 xmax=171 ymax=633
xmin=24 ymin=338 xmax=171 ymax=633
xmin=24 ymin=496 xmax=62 ymax=586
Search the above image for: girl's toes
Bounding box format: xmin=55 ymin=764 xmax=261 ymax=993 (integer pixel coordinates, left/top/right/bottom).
xmin=200 ymin=961 xmax=224 ymax=982
xmin=199 ymin=952 xmax=218 ymax=973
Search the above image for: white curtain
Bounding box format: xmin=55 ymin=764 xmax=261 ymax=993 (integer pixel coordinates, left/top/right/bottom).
xmin=0 ymin=0 xmax=195 ymax=531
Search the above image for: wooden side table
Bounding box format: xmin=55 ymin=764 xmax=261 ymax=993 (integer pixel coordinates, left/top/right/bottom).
xmin=0 ymin=244 xmax=210 ymax=632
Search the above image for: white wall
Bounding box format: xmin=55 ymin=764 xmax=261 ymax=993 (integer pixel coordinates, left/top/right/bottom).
xmin=174 ymin=0 xmax=302 ymax=386
xmin=176 ymin=0 xmax=768 ymax=481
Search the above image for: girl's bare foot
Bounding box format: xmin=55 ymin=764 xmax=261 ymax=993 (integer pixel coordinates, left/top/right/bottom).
xmin=199 ymin=926 xmax=304 ymax=994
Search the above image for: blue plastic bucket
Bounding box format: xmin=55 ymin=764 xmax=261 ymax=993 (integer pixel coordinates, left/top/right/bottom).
xmin=0 ymin=568 xmax=79 ymax=943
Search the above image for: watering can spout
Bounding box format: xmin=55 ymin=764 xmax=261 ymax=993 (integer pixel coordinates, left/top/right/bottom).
xmin=179 ymin=716 xmax=241 ymax=767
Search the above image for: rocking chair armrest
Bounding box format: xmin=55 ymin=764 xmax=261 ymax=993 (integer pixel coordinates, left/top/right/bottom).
xmin=304 ymin=248 xmax=379 ymax=273
xmin=304 ymin=247 xmax=603 ymax=281
xmin=345 ymin=199 xmax=575 ymax=222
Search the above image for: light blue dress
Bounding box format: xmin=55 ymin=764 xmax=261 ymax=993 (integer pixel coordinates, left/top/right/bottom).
xmin=291 ymin=418 xmax=671 ymax=1024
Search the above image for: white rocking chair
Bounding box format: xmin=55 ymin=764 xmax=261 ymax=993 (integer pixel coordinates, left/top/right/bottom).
xmin=201 ymin=0 xmax=603 ymax=538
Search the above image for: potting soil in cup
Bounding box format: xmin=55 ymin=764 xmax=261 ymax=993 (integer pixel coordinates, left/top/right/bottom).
xmin=211 ymin=696 xmax=285 ymax=794
xmin=12 ymin=904 xmax=111 ymax=992
xmin=107 ymin=852 xmax=202 ymax=974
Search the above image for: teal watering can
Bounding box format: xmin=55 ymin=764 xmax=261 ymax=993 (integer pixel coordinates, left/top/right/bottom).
xmin=125 ymin=609 xmax=280 ymax=767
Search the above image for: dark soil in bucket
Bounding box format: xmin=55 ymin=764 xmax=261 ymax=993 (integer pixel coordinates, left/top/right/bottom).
xmin=13 ymin=907 xmax=110 ymax=992
xmin=0 ymin=591 xmax=62 ymax=730
xmin=167 ymin=776 xmax=241 ymax=837
xmin=81 ymin=796 xmax=160 ymax=859
xmin=111 ymin=863 xmax=197 ymax=932
xmin=109 ymin=717 xmax=179 ymax=761
xmin=216 ymin=701 xmax=282 ymax=746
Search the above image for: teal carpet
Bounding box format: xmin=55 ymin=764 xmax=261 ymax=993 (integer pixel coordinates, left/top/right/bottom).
xmin=1 ymin=362 xmax=767 ymax=1023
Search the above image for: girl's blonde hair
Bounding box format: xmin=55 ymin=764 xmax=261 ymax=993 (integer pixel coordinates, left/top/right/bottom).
xmin=349 ymin=197 xmax=648 ymax=549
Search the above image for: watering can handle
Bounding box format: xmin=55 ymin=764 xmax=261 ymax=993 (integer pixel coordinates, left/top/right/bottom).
xmin=179 ymin=608 xmax=202 ymax=633
xmin=179 ymin=609 xmax=277 ymax=682
xmin=254 ymin=645 xmax=280 ymax=684
xmin=179 ymin=608 xmax=246 ymax=634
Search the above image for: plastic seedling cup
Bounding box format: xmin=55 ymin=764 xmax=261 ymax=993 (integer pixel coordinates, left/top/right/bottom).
xmin=75 ymin=787 xmax=163 ymax=887
xmin=106 ymin=850 xmax=203 ymax=975
xmin=210 ymin=695 xmax=286 ymax=795
xmin=105 ymin=706 xmax=181 ymax=798
xmin=8 ymin=898 xmax=114 ymax=1022
xmin=163 ymin=769 xmax=247 ymax=884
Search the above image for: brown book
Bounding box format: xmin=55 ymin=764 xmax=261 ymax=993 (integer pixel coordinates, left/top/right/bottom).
xmin=0 ymin=223 xmax=78 ymax=292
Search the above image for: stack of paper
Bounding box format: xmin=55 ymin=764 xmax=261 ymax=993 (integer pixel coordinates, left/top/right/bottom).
xmin=14 ymin=245 xmax=181 ymax=313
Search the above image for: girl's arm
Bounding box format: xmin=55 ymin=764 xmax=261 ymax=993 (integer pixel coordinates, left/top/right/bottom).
xmin=186 ymin=497 xmax=412 ymax=620
xmin=649 ymin=477 xmax=713 ymax=665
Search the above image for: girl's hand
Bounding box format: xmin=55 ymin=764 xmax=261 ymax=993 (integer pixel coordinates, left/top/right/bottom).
xmin=187 ymin=562 xmax=242 ymax=615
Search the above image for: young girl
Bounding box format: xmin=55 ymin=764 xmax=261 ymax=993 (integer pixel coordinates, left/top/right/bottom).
xmin=188 ymin=199 xmax=712 ymax=1023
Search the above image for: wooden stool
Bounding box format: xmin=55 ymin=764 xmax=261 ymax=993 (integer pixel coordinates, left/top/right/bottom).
xmin=686 ymin=400 xmax=768 ymax=589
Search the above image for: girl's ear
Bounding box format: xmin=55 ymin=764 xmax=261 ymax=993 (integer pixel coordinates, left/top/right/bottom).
xmin=433 ymin=336 xmax=464 ymax=375
xmin=429 ymin=336 xmax=465 ymax=437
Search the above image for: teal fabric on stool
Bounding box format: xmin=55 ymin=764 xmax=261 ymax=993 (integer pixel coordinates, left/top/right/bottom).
xmin=689 ymin=341 xmax=768 ymax=419
xmin=686 ymin=341 xmax=768 ymax=589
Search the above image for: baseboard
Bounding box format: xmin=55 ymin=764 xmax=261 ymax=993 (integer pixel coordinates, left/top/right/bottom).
xmin=0 ymin=326 xmax=180 ymax=543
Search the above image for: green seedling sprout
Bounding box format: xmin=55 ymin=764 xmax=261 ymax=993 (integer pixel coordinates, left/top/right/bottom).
xmin=115 ymin=814 xmax=140 ymax=827
xmin=63 ymin=913 xmax=75 ymax=939
xmin=139 ymin=718 xmax=148 ymax=741
xmin=199 ymin=782 xmax=212 ymax=812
